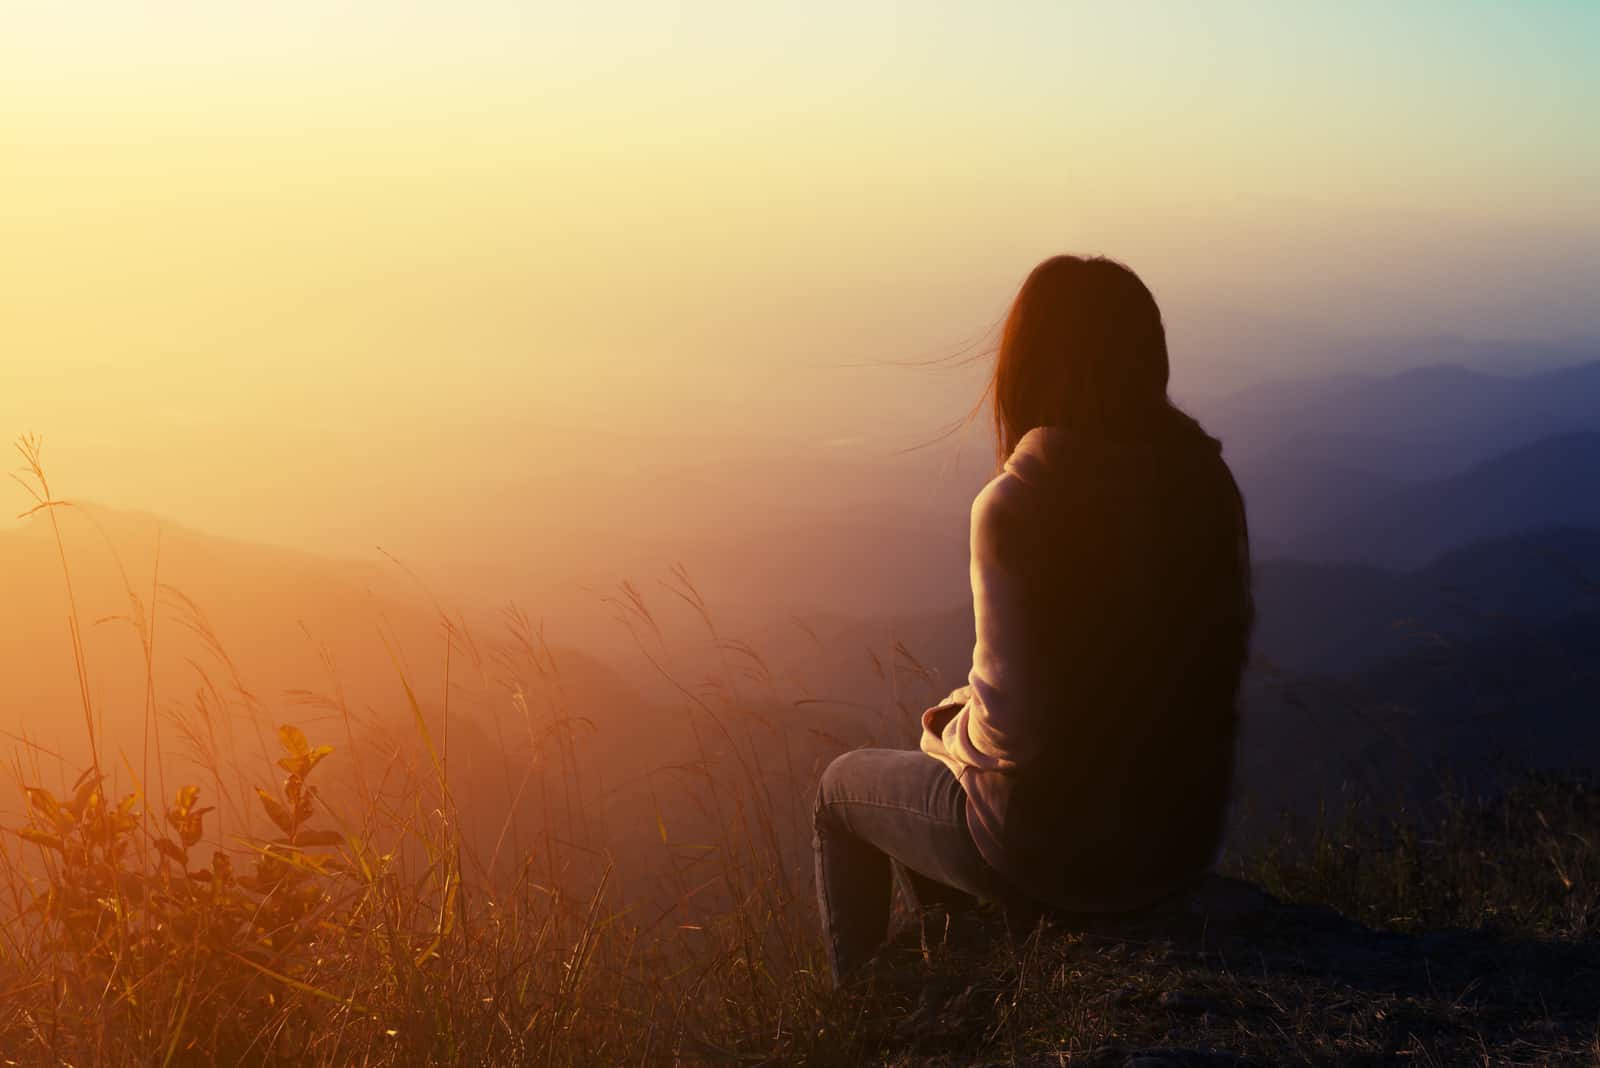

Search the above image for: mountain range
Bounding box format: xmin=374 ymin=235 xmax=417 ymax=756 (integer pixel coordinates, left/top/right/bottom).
xmin=1286 ymin=432 xmax=1600 ymax=568
xmin=5 ymin=353 xmax=1599 ymax=848
xmin=1196 ymin=358 xmax=1600 ymax=560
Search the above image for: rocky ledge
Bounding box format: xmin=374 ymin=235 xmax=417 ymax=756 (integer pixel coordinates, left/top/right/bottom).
xmin=856 ymin=876 xmax=1600 ymax=1066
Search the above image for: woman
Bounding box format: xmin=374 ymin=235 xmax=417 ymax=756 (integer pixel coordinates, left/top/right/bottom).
xmin=813 ymin=255 xmax=1253 ymax=985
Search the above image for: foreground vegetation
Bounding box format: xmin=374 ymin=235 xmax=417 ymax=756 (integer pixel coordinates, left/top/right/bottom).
xmin=2 ymin=436 xmax=1597 ymax=1065
xmin=850 ymin=776 xmax=1600 ymax=1066
xmin=5 ymin=740 xmax=1597 ymax=1066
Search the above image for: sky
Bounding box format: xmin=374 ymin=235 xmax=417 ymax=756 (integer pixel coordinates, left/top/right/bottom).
xmin=2 ymin=1 xmax=1597 ymax=551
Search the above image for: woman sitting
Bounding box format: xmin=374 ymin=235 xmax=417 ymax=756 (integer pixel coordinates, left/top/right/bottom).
xmin=813 ymin=255 xmax=1254 ymax=985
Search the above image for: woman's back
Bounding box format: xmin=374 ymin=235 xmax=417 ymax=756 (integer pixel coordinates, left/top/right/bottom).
xmin=814 ymin=254 xmax=1253 ymax=987
xmin=1002 ymin=417 xmax=1252 ymax=906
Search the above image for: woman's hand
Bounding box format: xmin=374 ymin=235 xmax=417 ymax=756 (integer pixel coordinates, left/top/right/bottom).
xmin=921 ymin=685 xmax=972 ymax=737
xmin=938 ymin=684 xmax=974 ymax=708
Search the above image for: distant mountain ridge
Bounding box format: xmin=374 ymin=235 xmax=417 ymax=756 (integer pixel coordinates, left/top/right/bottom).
xmin=1287 ymin=432 xmax=1600 ymax=569
xmin=1207 ymin=359 xmax=1600 ymax=481
xmin=1252 ymin=524 xmax=1600 ymax=675
xmin=1195 ymin=358 xmax=1600 ymax=560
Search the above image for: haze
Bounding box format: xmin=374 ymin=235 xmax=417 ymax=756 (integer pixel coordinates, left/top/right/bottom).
xmin=3 ymin=1 xmax=1598 ymax=597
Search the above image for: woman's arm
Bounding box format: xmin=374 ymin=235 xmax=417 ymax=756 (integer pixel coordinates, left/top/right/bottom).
xmin=920 ymin=473 xmax=1039 ymax=773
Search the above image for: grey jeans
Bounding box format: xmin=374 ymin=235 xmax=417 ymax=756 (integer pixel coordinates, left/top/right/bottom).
xmin=812 ymin=747 xmax=1000 ymax=985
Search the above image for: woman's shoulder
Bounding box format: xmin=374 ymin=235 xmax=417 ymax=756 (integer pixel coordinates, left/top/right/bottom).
xmin=970 ymin=466 xmax=1044 ymax=564
xmin=970 ymin=426 xmax=1078 ymax=554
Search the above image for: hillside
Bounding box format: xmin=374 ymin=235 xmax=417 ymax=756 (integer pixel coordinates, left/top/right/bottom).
xmin=1204 ymin=358 xmax=1600 ymax=483
xmin=1290 ymin=432 xmax=1600 ymax=568
xmin=0 ymin=502 xmax=690 ymax=842
xmin=1252 ymin=525 xmax=1600 ymax=674
xmin=0 ymin=503 xmax=438 ymax=783
xmin=9 ymin=495 xmax=1594 ymax=855
xmin=1237 ymin=612 xmax=1600 ymax=825
xmin=808 ymin=777 xmax=1600 ymax=1066
xmin=3 ymin=412 xmax=1596 ymax=1064
xmin=1199 ymin=358 xmax=1600 ymax=557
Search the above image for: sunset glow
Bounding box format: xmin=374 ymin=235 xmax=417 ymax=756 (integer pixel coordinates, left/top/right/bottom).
xmin=5 ymin=4 xmax=1596 ymax=546
xmin=4 ymin=6 xmax=1600 ymax=1063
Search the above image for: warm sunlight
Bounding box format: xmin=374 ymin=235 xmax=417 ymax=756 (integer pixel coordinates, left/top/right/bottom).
xmin=2 ymin=3 xmax=1597 ymax=1064
xmin=4 ymin=3 xmax=1597 ymax=555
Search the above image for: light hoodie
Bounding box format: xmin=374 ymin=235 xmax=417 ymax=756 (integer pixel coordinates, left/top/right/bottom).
xmin=919 ymin=427 xmax=1059 ymax=865
xmin=918 ymin=424 xmax=1233 ymax=912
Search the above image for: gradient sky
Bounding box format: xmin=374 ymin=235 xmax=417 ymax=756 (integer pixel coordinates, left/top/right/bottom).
xmin=2 ymin=1 xmax=1597 ymax=547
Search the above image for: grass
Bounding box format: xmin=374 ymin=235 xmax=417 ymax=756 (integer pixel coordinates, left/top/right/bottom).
xmin=841 ymin=777 xmax=1600 ymax=1066
xmin=2 ymin=434 xmax=1597 ymax=1066
xmin=1 ymin=435 xmax=847 ymax=1066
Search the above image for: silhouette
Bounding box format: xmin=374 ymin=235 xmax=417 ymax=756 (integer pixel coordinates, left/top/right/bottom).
xmin=813 ymin=256 xmax=1253 ymax=984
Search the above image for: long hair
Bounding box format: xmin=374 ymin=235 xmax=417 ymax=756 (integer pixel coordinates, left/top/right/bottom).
xmin=986 ymin=256 xmax=1256 ymax=887
xmin=986 ymin=253 xmax=1249 ymax=622
xmin=991 ymin=255 xmax=1190 ymax=460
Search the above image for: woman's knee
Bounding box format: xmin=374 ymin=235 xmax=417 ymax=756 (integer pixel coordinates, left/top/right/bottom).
xmin=814 ymin=748 xmax=877 ymax=830
xmin=813 ymin=750 xmax=849 ymax=828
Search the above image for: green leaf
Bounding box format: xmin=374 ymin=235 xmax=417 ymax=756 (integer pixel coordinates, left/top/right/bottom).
xmin=211 ymin=850 xmax=233 ymax=883
xmin=27 ymin=786 xmax=75 ymax=833
xmin=256 ymin=788 xmax=295 ymax=835
xmin=69 ymin=773 xmax=104 ymax=817
xmin=24 ymin=787 xmax=60 ymax=821
xmin=275 ymin=744 xmax=332 ymax=779
xmin=179 ymin=807 xmax=209 ymax=848
xmin=154 ymin=838 xmax=187 ymax=864
xmin=169 ymin=785 xmax=199 ymax=824
xmin=18 ymin=828 xmax=63 ymax=852
xmin=277 ymin=724 xmax=309 ymax=758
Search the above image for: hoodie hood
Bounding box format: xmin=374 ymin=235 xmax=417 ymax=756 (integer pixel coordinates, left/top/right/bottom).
xmin=1004 ymin=423 xmax=1222 ymax=487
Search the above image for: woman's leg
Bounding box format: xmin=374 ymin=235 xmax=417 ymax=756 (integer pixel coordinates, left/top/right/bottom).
xmin=812 ymin=748 xmax=995 ymax=985
xmin=893 ymin=860 xmax=980 ymax=915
